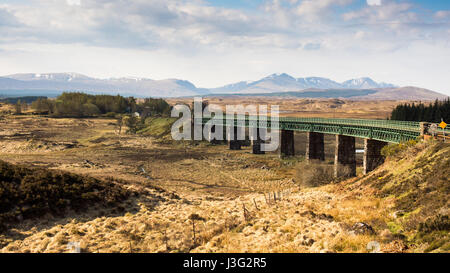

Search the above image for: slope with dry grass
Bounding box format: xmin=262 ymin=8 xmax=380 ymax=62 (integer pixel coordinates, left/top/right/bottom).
xmin=0 ymin=113 xmax=448 ymax=253
xmin=323 ymin=141 xmax=450 ymax=252
xmin=0 ymin=160 xmax=130 ymax=233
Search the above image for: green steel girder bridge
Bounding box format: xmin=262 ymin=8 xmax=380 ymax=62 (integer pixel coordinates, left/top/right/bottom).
xmin=195 ymin=116 xmax=426 ymax=177
xmin=197 ymin=116 xmax=421 ymax=144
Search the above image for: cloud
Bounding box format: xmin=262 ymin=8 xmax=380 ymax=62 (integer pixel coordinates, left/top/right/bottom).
xmin=367 ymin=0 xmax=382 ymax=6
xmin=435 ymin=10 xmax=450 ymax=19
xmin=0 ymin=0 xmax=449 ymax=95
xmin=1 ymin=0 xmax=442 ymax=53
xmin=66 ymin=0 xmax=81 ymax=6
xmin=303 ymin=42 xmax=321 ymax=50
xmin=295 ymin=0 xmax=353 ymax=22
xmin=343 ymin=1 xmax=415 ymax=23
xmin=0 ymin=7 xmax=21 ymax=27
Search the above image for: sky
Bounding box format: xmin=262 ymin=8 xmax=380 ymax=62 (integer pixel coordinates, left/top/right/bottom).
xmin=0 ymin=0 xmax=449 ymax=94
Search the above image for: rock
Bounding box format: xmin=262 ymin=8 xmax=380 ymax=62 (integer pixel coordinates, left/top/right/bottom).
xmin=304 ymin=238 xmax=315 ymax=246
xmin=300 ymin=211 xmax=333 ymax=222
xmin=301 ymin=236 xmax=315 ymax=246
xmin=318 ymin=213 xmax=334 ymax=222
xmin=300 ymin=210 xmax=316 ymax=218
xmin=351 ymin=222 xmax=375 ymax=235
xmin=393 ymin=210 xmax=405 ymax=219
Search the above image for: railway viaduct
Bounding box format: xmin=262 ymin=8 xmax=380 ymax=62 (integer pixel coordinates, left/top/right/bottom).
xmin=195 ymin=116 xmax=432 ymax=177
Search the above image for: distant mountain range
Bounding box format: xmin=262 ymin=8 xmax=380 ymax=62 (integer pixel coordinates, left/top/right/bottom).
xmin=207 ymin=86 xmax=448 ymax=101
xmin=0 ymin=72 xmax=447 ymax=100
xmin=0 ymin=73 xmax=209 ymax=98
xmin=210 ymin=73 xmax=396 ymax=94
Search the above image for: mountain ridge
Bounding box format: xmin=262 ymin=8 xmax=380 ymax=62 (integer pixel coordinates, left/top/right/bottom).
xmin=210 ymin=73 xmax=397 ymax=94
xmin=0 ymin=72 xmax=447 ymax=100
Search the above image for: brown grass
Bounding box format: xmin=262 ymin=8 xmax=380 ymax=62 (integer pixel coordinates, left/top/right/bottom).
xmin=0 ymin=106 xmax=447 ymax=253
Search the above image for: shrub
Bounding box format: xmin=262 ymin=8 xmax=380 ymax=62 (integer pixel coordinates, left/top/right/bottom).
xmin=415 ymin=215 xmax=450 ymax=252
xmin=124 ymin=115 xmax=142 ymax=134
xmin=418 ymin=215 xmax=450 ymax=233
xmin=14 ymin=100 xmax=22 ymax=114
xmin=381 ymin=139 xmax=419 ymax=157
xmin=0 ymin=160 xmax=130 ymax=232
xmin=295 ymin=161 xmax=335 ymax=188
xmin=105 ymin=112 xmax=118 ymax=118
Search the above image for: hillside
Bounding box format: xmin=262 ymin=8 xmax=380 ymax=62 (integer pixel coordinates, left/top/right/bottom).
xmin=353 ymin=87 xmax=448 ymax=101
xmin=0 ymin=160 xmax=130 ymax=232
xmin=343 ymin=141 xmax=450 ymax=252
xmin=0 ymin=112 xmax=447 ymax=253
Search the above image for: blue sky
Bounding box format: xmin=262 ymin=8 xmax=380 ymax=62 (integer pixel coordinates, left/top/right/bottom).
xmin=0 ymin=0 xmax=449 ymax=95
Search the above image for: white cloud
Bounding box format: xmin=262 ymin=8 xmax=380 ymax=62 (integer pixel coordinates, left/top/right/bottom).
xmin=435 ymin=10 xmax=450 ymax=19
xmin=66 ymin=0 xmax=81 ymax=6
xmin=296 ymin=0 xmax=352 ymax=21
xmin=367 ymin=0 xmax=382 ymax=6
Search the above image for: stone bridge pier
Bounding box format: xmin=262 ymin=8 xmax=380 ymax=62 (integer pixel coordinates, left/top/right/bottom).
xmin=252 ymin=129 xmax=266 ymax=154
xmin=223 ymin=125 xmax=387 ymax=177
xmin=363 ymin=139 xmax=387 ymax=175
xmin=280 ymin=130 xmax=295 ymax=158
xmin=228 ymin=126 xmax=242 ymax=150
xmin=334 ymin=135 xmax=356 ymax=178
xmin=306 ymin=132 xmax=325 ymax=161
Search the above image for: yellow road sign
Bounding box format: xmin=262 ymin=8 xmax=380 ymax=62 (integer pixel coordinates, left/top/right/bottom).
xmin=439 ymin=121 xmax=447 ymax=129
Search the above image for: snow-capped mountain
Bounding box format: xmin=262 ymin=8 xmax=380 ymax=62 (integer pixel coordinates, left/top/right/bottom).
xmin=210 ymin=73 xmax=396 ymax=94
xmin=296 ymin=77 xmax=343 ymax=89
xmin=341 ymin=77 xmax=395 ymax=89
xmin=1 ymin=73 xmax=206 ymax=97
xmin=0 ymin=72 xmax=445 ymax=100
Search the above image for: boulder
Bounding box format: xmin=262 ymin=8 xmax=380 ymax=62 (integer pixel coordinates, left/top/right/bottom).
xmin=351 ymin=222 xmax=375 ymax=235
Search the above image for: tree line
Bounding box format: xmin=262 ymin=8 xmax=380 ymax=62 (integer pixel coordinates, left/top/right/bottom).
xmin=30 ymin=92 xmax=171 ymax=118
xmin=0 ymin=96 xmax=46 ymax=104
xmin=390 ymin=98 xmax=450 ymax=123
